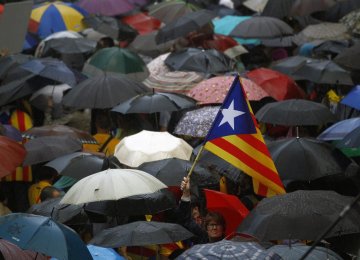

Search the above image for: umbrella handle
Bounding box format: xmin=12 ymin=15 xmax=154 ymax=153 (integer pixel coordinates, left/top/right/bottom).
xmin=187 ymin=145 xmax=205 ymax=178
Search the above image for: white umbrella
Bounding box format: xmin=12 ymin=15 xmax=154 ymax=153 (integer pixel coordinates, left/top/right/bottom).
xmin=114 ymin=130 xmax=193 ymax=167
xmin=60 ymin=168 xmax=167 ymax=205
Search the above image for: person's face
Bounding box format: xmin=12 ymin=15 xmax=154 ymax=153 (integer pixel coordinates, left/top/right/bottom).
xmin=51 ymin=190 xmax=61 ymax=199
xmin=192 ymin=207 xmax=202 ymax=225
xmin=206 ymin=221 xmax=224 ymax=240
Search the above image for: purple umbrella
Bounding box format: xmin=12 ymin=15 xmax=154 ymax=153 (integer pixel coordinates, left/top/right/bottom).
xmin=76 ymin=0 xmax=149 ymax=16
xmin=0 ymin=124 xmax=22 ymax=142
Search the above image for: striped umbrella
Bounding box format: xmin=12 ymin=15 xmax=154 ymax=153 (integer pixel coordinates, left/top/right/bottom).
xmin=29 ymin=1 xmax=88 ymax=40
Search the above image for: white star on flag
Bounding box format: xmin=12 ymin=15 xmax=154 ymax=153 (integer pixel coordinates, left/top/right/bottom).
xmin=218 ymin=100 xmax=245 ymax=130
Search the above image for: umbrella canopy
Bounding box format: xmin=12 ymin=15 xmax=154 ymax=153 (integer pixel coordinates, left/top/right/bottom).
xmin=114 ymin=130 xmax=193 ymax=167
xmin=0 ymin=124 xmax=22 ymax=142
xmin=336 ymin=127 xmax=360 ymax=149
xmin=155 ymin=9 xmax=216 ymax=44
xmin=340 ymin=85 xmax=360 ymax=110
xmin=340 ymin=8 xmax=360 ymax=36
xmin=23 ymin=125 xmax=97 ymax=144
xmin=290 ymin=0 xmax=338 ymax=16
xmin=178 ymin=240 xmax=280 ymax=259
xmin=87 ymin=245 xmax=125 ymax=260
xmin=270 ymin=55 xmax=309 ymax=79
xmin=237 ymin=190 xmax=360 ymax=241
xmin=23 ymin=136 xmax=83 ymax=166
xmin=312 ymin=0 xmax=360 ymax=23
xmin=334 ymin=42 xmax=360 ymax=71
xmin=30 ymin=1 xmax=88 ymax=40
xmin=312 ymin=40 xmax=350 ymax=58
xmin=204 ymin=189 xmax=249 ymax=236
xmin=62 ymin=72 xmax=150 ymax=109
xmin=83 ymin=47 xmax=149 ymax=81
xmin=246 ymin=68 xmax=306 ymax=101
xmin=0 ymin=239 xmax=48 ymax=260
xmin=60 ymin=168 xmax=167 ymax=205
xmin=0 ymin=136 xmax=26 ymax=178
xmin=267 ymin=137 xmax=351 ymax=184
xmin=138 ymin=158 xmax=219 ymax=186
xmin=90 ymin=221 xmax=193 ymax=247
xmin=165 ymin=47 xmax=234 ymax=74
xmin=317 ymin=118 xmax=360 ymax=141
xmin=111 ymin=92 xmax=196 ymax=114
xmin=45 ymin=152 xmax=105 ymax=180
xmin=0 ymin=54 xmax=33 ymax=80
xmin=188 ymin=76 xmax=269 ymax=105
xmin=121 ymin=12 xmax=161 ymax=35
xmin=0 ymin=213 xmax=92 ymax=260
xmin=267 ymin=243 xmax=343 ymax=260
xmin=255 ymin=99 xmax=336 ymax=126
xmin=76 ymin=0 xmax=148 ymax=16
xmin=229 ymin=16 xmax=293 ymax=39
xmin=40 ymin=37 xmax=97 ymax=55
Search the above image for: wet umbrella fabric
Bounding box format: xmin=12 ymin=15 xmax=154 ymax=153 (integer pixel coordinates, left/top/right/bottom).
xmin=0 ymin=136 xmax=26 ymax=178
xmin=336 ymin=127 xmax=360 ymax=149
xmin=0 ymin=124 xmax=22 ymax=142
xmin=255 ymin=99 xmax=336 ymax=126
xmin=317 ymin=118 xmax=360 ymax=141
xmin=62 ymin=72 xmax=150 ymax=109
xmin=0 ymin=213 xmax=92 ymax=260
xmin=0 ymin=54 xmax=33 ymax=80
xmin=76 ymin=0 xmax=148 ymax=16
xmin=237 ymin=190 xmax=360 ymax=241
xmin=86 ymin=245 xmax=125 ymax=260
xmin=111 ymin=92 xmax=196 ymax=114
xmin=90 ymin=221 xmax=193 ymax=247
xmin=178 ymin=240 xmax=281 ymax=259
xmin=40 ymin=37 xmax=97 ymax=55
xmin=340 ymin=85 xmax=360 ymax=110
xmin=334 ymin=43 xmax=360 ymax=71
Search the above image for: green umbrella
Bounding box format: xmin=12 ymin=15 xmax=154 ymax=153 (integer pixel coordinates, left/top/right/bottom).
xmin=83 ymin=47 xmax=149 ymax=81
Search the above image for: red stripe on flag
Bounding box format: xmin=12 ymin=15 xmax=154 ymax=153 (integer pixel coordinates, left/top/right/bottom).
xmin=17 ymin=111 xmax=26 ymax=132
xmin=210 ymin=137 xmax=283 ymax=187
xmin=238 ymin=134 xmax=272 ymax=157
xmin=257 ymin=182 xmax=268 ymax=197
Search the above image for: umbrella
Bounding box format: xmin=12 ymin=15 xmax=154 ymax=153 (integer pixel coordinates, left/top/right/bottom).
xmin=29 ymin=1 xmax=88 ymax=40
xmin=84 ymin=189 xmax=176 ymax=216
xmin=178 ymin=240 xmax=280 ymax=259
xmin=82 ymin=14 xmax=138 ymax=41
xmin=243 ymin=0 xmax=268 ymax=13
xmin=204 ymin=189 xmax=249 ymax=236
xmin=237 ymin=190 xmax=360 ymax=241
xmin=40 ymin=37 xmax=97 ymax=55
xmin=87 ymin=245 xmax=125 ymax=260
xmin=60 ymin=168 xmax=167 ymax=205
xmin=82 ymin=47 xmax=149 ymax=82
xmin=138 ymin=158 xmax=219 ymax=186
xmin=27 ymin=197 xmax=86 ymax=225
xmin=111 ymin=92 xmax=196 ymax=114
xmin=155 ymin=9 xmax=216 ymax=44
xmin=340 ymin=85 xmax=360 ymax=110
xmin=246 ymin=68 xmax=306 ymax=101
xmin=334 ymin=42 xmax=360 ymax=71
xmin=174 ymin=106 xmax=220 ymax=138
xmin=267 ymin=137 xmax=351 ymax=184
xmin=312 ymin=0 xmax=360 ymax=23
xmin=0 ymin=54 xmax=33 ymax=80
xmin=0 ymin=239 xmax=48 ymax=260
xmin=188 ymin=76 xmax=269 ymax=105
xmin=335 ymin=127 xmax=360 ymax=149
xmin=45 ymin=152 xmax=105 ymax=180
xmin=165 ymin=47 xmax=234 ymax=74
xmin=267 ymin=244 xmax=342 ymax=260
xmin=121 ymin=12 xmax=162 ymax=35
xmin=255 ymin=99 xmax=336 ymax=126
xmin=148 ymin=0 xmax=199 ymax=25
xmin=114 ymin=130 xmax=193 ymax=168
xmin=229 ymin=16 xmax=293 ymax=39
xmin=19 ymin=58 xmax=77 ymax=86
xmin=76 ymin=0 xmax=148 ymax=16
xmin=317 ymin=118 xmax=360 ymax=141
xmin=62 ymin=72 xmax=150 ymax=109
xmin=0 ymin=213 xmax=92 ymax=260
xmin=90 ymin=221 xmax=193 ymax=247
xmin=0 ymin=124 xmax=23 ymax=142
xmin=0 ymin=136 xmax=26 ymax=178
xmin=23 ymin=136 xmax=83 ymax=166
xmin=270 ymin=55 xmax=310 ymax=79
xmin=290 ymin=0 xmax=338 ymax=16
xmin=22 ymin=124 xmax=97 ymax=144
xmin=340 ymin=8 xmax=360 ymax=36
xmin=312 ymin=40 xmax=350 ymax=58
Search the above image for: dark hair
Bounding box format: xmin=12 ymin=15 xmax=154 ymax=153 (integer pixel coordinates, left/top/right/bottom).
xmin=204 ymin=211 xmax=226 ymax=230
xmin=96 ymin=37 xmax=115 ymax=49
xmin=36 ymin=166 xmax=58 ymax=181
xmin=39 ymin=186 xmax=61 ymax=202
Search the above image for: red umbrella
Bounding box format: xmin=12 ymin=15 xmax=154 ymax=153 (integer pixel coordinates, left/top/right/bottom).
xmin=0 ymin=136 xmax=26 ymax=178
xmin=121 ymin=12 xmax=161 ymax=35
xmin=246 ymin=68 xmax=306 ymax=101
xmin=188 ymin=76 xmax=269 ymax=105
xmin=202 ymin=34 xmax=238 ymax=52
xmin=204 ymin=189 xmax=249 ymax=236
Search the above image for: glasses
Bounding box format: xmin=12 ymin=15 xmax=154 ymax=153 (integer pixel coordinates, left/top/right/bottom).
xmin=206 ymin=223 xmax=221 ymax=230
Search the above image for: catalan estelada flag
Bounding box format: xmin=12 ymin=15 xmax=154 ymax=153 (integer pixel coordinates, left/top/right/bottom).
xmin=203 ymin=75 xmax=285 ymax=197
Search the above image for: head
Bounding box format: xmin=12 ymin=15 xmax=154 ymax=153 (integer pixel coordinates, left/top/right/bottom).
xmin=39 ymin=186 xmax=62 ymax=202
xmin=191 ymin=205 xmax=203 ymax=226
xmin=204 ymin=211 xmax=226 ymax=242
xmin=36 ymin=166 xmax=58 ymax=183
xmin=96 ymin=37 xmax=115 ymax=50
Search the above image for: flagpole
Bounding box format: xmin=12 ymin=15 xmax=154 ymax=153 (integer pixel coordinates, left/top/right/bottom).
xmin=187 ymin=145 xmax=205 ymax=178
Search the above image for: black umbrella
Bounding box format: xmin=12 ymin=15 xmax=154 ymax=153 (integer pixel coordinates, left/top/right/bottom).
xmin=45 ymin=152 xmax=105 ymax=180
xmin=155 ymin=9 xmax=216 ymax=44
xmin=89 ymin=221 xmax=193 ymax=247
xmin=312 ymin=0 xmax=360 ymax=22
xmin=335 ymin=127 xmax=360 ymax=149
xmin=137 ymin=158 xmax=219 ymax=186
xmin=40 ymin=38 xmax=97 ymax=56
xmin=261 ymin=0 xmax=296 ymax=18
xmin=237 ymin=190 xmax=360 ymax=241
xmin=84 ymin=189 xmax=176 ymax=216
xmin=62 ymin=72 xmax=150 ymax=109
xmin=270 ymin=55 xmax=309 ymax=79
xmin=0 ymin=54 xmax=33 ymax=81
xmin=23 ymin=136 xmax=83 ymax=166
xmin=312 ymin=40 xmax=350 ymax=58
xmin=111 ymin=92 xmax=196 ymax=114
xmin=267 ymin=137 xmax=351 ymax=184
xmin=82 ymin=14 xmax=138 ymax=41
xmin=334 ymin=42 xmax=360 ymax=71
xmin=255 ymin=99 xmax=336 ymax=126
xmin=165 ymin=47 xmax=234 ymax=74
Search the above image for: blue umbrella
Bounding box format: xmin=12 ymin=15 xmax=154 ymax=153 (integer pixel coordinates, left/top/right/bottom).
xmin=317 ymin=117 xmax=360 ymax=141
xmin=212 ymin=15 xmax=260 ymax=45
xmin=0 ymin=213 xmax=92 ymax=260
xmin=87 ymin=245 xmax=125 ymax=260
xmin=341 ymin=85 xmax=360 ymax=110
